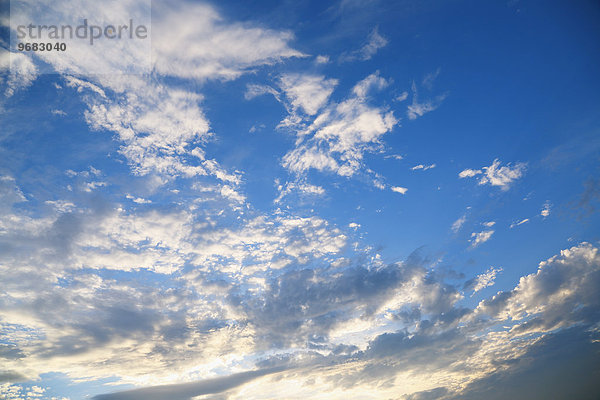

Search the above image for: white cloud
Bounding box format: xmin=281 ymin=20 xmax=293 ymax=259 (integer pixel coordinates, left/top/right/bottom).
xmin=472 ymin=266 xmax=502 ymax=294
xmin=351 ymin=71 xmax=388 ymax=98
xmin=458 ymin=168 xmax=481 ymax=178
xmin=541 ymin=201 xmax=551 ymax=218
xmin=477 ymin=242 xmax=600 ymax=334
xmin=406 ymin=81 xmax=447 ymax=120
xmin=391 ymin=186 xmax=408 ymax=194
xmin=244 ymin=83 xmax=279 ymax=100
xmin=411 ymin=163 xmax=436 ymax=171
xmin=0 ymin=51 xmax=38 ymax=98
xmin=279 ymin=74 xmax=338 ymax=115
xmin=281 ymin=72 xmax=397 ymax=177
xmin=510 ymin=218 xmax=529 ymax=228
xmin=126 ymin=195 xmax=152 ymax=204
xmin=395 ymin=91 xmax=409 ymax=102
xmin=470 ymin=230 xmax=494 ymax=248
xmin=451 ymin=214 xmax=467 ymax=233
xmin=460 ymin=159 xmax=526 ymax=190
xmin=422 ymin=68 xmax=441 ymax=90
xmin=341 ymin=27 xmax=388 ymax=62
xmin=482 ymin=221 xmax=496 ymax=227
xmin=359 ymin=27 xmax=388 ymax=60
xmin=273 ymin=180 xmax=326 ymax=204
xmin=315 ymin=55 xmax=330 ymax=64
xmin=151 ymin=2 xmax=306 ymax=81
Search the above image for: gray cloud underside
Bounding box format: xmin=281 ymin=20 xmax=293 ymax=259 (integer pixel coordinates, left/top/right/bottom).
xmin=93 ymin=367 xmax=287 ymax=400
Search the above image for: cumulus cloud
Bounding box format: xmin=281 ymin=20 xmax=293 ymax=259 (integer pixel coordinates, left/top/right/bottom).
xmin=460 ymin=159 xmax=526 ymax=190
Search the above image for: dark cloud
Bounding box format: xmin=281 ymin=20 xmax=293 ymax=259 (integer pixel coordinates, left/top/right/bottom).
xmin=446 ymin=326 xmax=600 ymax=400
xmin=402 ymin=387 xmax=448 ymax=400
xmin=234 ymin=249 xmax=462 ymax=348
xmin=92 ymin=367 xmax=287 ymax=400
xmin=0 ymin=371 xmax=26 ymax=383
xmin=0 ymin=344 xmax=25 ymax=359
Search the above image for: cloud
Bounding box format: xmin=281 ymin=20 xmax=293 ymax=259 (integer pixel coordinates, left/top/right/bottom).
xmin=274 ymin=180 xmax=326 ymax=204
xmin=0 ymin=51 xmax=38 ymax=98
xmin=541 ymin=201 xmax=551 ymax=218
xmin=445 ymin=326 xmax=600 ymax=400
xmin=510 ymin=218 xmax=529 ymax=228
xmin=151 ymin=2 xmax=306 ymax=81
xmin=422 ymin=68 xmax=441 ymax=90
xmin=340 ymin=27 xmax=388 ymax=62
xmin=467 ymin=266 xmax=502 ymax=294
xmin=244 ymin=84 xmax=279 ymax=101
xmin=7 ymin=0 xmax=303 ymax=193
xmin=280 ymin=72 xmax=397 ymax=177
xmin=470 ymin=230 xmax=494 ymax=248
xmin=391 ymin=186 xmax=408 ymax=194
xmin=458 ymin=169 xmax=481 ymax=178
xmin=477 ymin=242 xmax=600 ymax=332
xmin=279 ymin=74 xmax=339 ymax=116
xmin=396 ymin=91 xmax=409 ymax=102
xmin=406 ymin=81 xmax=447 ymax=120
xmin=460 ymin=159 xmax=526 ymax=190
xmin=315 ymin=55 xmax=330 ymax=64
xmin=411 ymin=163 xmax=436 ymax=171
xmin=451 ymin=214 xmax=467 ymax=233
xmin=93 ymin=367 xmax=287 ymax=400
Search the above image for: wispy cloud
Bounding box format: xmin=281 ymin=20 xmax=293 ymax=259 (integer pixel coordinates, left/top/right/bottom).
xmin=406 ymin=80 xmax=447 ymax=120
xmin=510 ymin=218 xmax=529 ymax=228
xmin=340 ymin=27 xmax=388 ymax=62
xmin=451 ymin=214 xmax=467 ymax=233
xmin=411 ymin=163 xmax=436 ymax=171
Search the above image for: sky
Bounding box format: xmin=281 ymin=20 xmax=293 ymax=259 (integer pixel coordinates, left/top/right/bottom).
xmin=0 ymin=0 xmax=600 ymax=399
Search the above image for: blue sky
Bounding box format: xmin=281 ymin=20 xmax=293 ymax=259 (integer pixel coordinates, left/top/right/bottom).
xmin=1 ymin=0 xmax=600 ymax=399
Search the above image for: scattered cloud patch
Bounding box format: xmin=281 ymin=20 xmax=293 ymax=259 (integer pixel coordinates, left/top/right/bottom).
xmin=470 ymin=230 xmax=494 ymax=248
xmin=411 ymin=163 xmax=436 ymax=171
xmin=510 ymin=218 xmax=529 ymax=228
xmin=391 ymin=186 xmax=408 ymax=194
xmin=280 ymin=72 xmax=397 ymax=177
xmin=470 ymin=266 xmax=502 ymax=295
xmin=541 ymin=201 xmax=551 ymax=218
xmin=406 ymin=81 xmax=447 ymax=120
xmin=341 ymin=27 xmax=388 ymax=62
xmin=451 ymin=214 xmax=467 ymax=233
xmin=460 ymin=159 xmax=526 ymax=190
